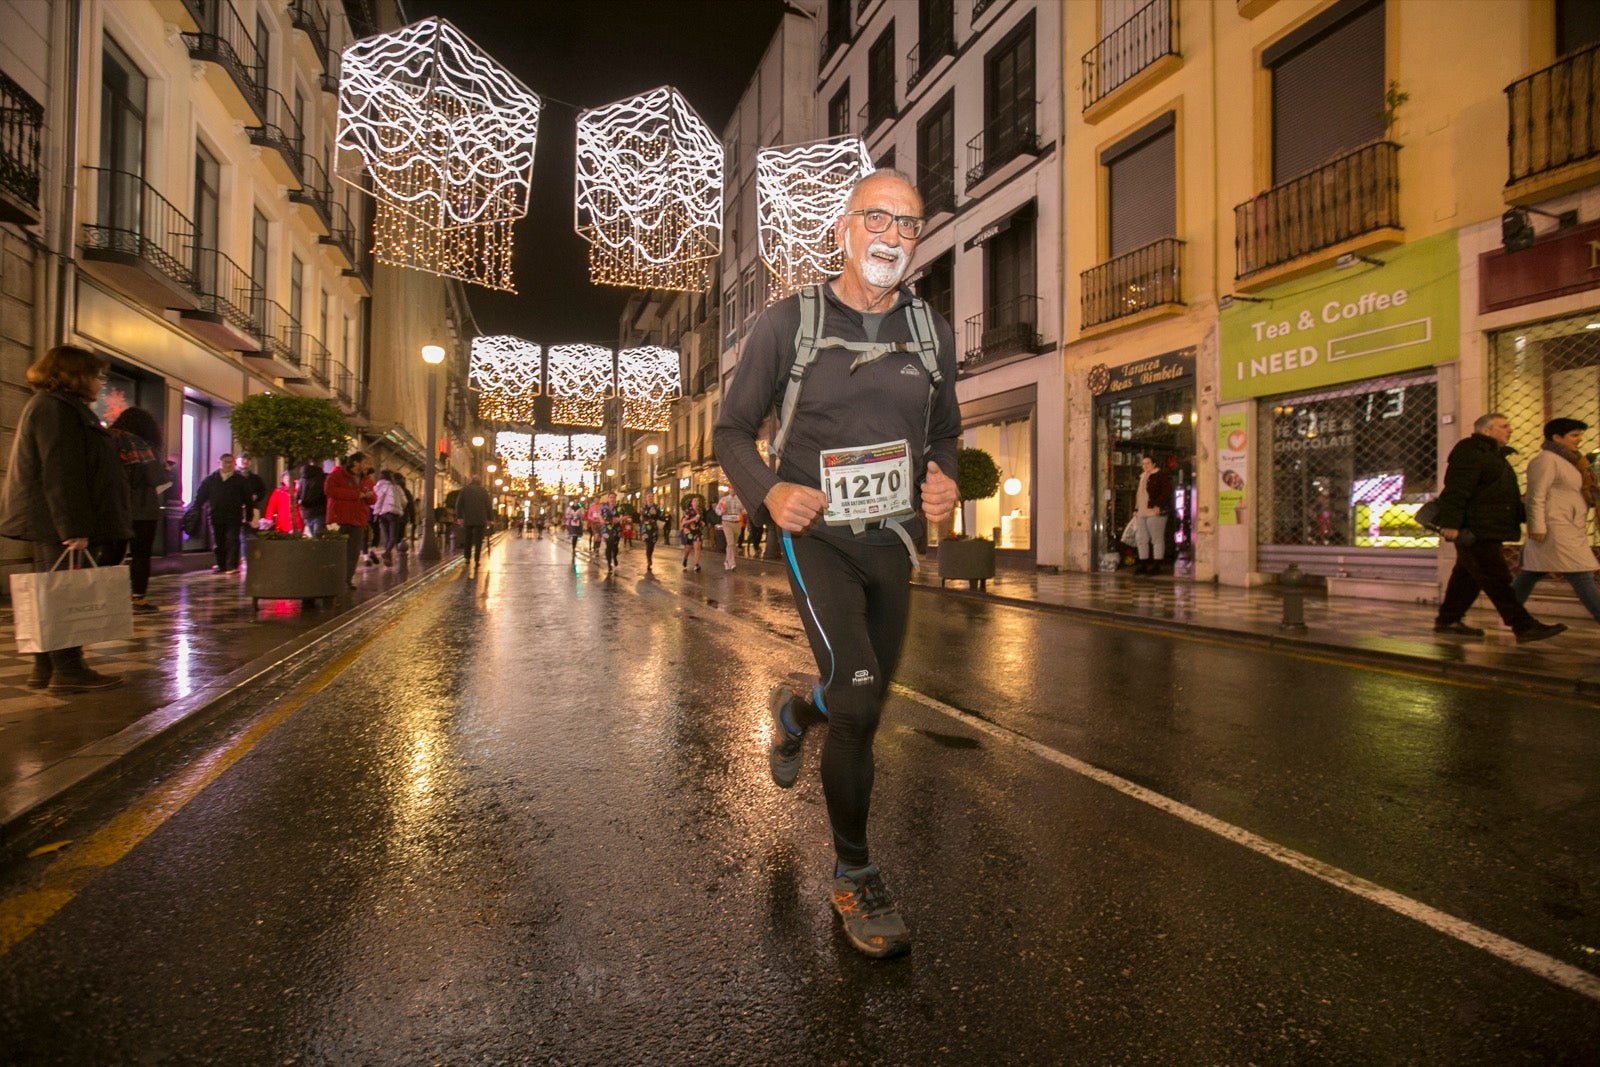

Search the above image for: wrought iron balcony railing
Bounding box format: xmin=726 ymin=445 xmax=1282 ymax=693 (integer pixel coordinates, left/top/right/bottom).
xmin=190 ymin=245 xmax=261 ymax=335
xmin=819 ymin=22 xmax=851 ymax=72
xmin=1233 ymin=140 xmax=1400 ymax=279
xmin=906 ymin=30 xmax=955 ymax=93
xmin=964 ymin=295 xmax=1042 ymax=367
xmin=0 ymin=69 xmax=42 ymax=219
xmin=80 ymin=166 xmax=198 ymax=292
xmin=289 ymin=152 xmax=333 ymax=228
xmin=289 ymin=0 xmax=329 ymax=71
xmin=1081 ymin=237 xmax=1184 ymax=329
xmin=965 ymin=106 xmax=1038 ymax=190
xmin=320 ymin=198 xmax=358 ymax=265
xmin=257 ymin=299 xmax=304 ymax=371
xmin=1082 ymin=0 xmax=1177 ymax=111
xmin=1506 ymin=41 xmax=1600 ymax=188
xmin=302 ymin=336 xmax=332 ymax=385
xmin=181 ymin=0 xmax=265 ymax=119
xmin=246 ymin=88 xmax=305 ymax=180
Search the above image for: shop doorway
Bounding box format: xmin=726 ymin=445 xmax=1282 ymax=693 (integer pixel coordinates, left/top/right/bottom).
xmin=1094 ymin=384 xmax=1195 ymax=571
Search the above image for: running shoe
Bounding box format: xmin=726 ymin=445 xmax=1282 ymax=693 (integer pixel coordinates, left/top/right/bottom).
xmin=831 ymin=864 xmax=911 ymax=958
xmin=767 ymin=684 xmax=807 ymax=788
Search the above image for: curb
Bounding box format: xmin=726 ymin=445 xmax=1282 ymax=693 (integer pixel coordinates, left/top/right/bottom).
xmin=0 ymin=556 xmax=464 ymax=842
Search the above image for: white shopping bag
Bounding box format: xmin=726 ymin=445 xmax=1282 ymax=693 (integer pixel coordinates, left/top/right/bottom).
xmin=9 ymin=550 xmax=133 ymax=653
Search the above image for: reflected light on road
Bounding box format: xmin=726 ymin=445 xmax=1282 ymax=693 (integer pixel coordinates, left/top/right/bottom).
xmin=173 ymin=633 xmax=194 ymax=697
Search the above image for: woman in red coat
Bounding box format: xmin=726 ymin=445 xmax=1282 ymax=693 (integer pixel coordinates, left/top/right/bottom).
xmin=262 ymin=470 xmax=303 ymax=534
xmin=323 ymin=451 xmax=375 ymax=588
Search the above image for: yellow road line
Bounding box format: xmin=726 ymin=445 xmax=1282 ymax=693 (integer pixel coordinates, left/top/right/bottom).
xmin=0 ymin=635 xmax=376 ymax=957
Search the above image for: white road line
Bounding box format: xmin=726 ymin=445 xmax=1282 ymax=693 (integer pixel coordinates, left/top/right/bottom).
xmin=890 ymin=681 xmax=1600 ymax=1005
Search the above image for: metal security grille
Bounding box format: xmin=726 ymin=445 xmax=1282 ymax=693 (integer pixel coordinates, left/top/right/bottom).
xmin=1490 ymin=311 xmax=1600 ymax=540
xmin=1257 ymin=372 xmax=1438 ymax=562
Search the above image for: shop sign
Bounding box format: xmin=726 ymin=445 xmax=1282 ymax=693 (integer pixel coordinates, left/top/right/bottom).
xmin=1478 ymin=218 xmax=1600 ymax=313
xmin=1219 ymin=230 xmax=1459 ymax=402
xmin=1087 ymin=347 xmax=1194 ymax=397
xmin=1218 ymin=412 xmax=1248 ymax=525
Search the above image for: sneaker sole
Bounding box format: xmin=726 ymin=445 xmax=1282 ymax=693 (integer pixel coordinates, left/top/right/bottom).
xmin=768 ymin=685 xmax=803 ymax=789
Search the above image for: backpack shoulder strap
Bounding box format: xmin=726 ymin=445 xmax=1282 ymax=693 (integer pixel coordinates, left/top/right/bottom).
xmin=771 ymin=285 xmax=827 ymax=463
xmin=905 ymin=297 xmax=942 ymax=387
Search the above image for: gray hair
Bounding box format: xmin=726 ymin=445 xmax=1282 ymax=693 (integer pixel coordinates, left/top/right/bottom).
xmin=844 ymin=167 xmax=921 ymax=210
xmin=1474 ymin=413 xmax=1508 ymax=433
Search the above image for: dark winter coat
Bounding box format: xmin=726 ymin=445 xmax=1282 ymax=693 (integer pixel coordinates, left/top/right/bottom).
xmin=454 ymin=481 xmax=491 ymax=526
xmin=194 ymin=469 xmax=255 ymax=527
xmin=0 ymin=389 xmax=131 ymax=545
xmin=111 ymin=428 xmax=167 ymax=522
xmin=1435 ymin=433 xmax=1525 ymax=542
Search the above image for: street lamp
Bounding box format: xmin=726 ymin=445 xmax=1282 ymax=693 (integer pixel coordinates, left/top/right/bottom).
xmin=419 ymin=344 xmax=446 ymax=561
xmin=646 ymin=442 xmax=658 ymax=493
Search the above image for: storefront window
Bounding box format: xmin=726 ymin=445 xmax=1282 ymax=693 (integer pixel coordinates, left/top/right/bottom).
xmin=1094 ymin=384 xmax=1194 ymax=562
xmin=1257 ymin=373 xmax=1437 ymax=549
xmin=1491 ymin=311 xmax=1600 ymax=539
xmin=964 ymin=416 xmax=1031 ymax=549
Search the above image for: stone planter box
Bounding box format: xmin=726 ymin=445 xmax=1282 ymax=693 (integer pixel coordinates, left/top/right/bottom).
xmin=937 ymin=538 xmax=995 ymax=589
xmin=244 ymin=535 xmax=346 ymax=607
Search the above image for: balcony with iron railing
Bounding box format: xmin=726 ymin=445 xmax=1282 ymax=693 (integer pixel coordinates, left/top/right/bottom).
xmin=246 ymin=88 xmax=305 ymax=187
xmin=289 ymin=0 xmax=329 ymax=73
xmin=289 ymin=152 xmax=333 ymax=234
xmin=0 ymin=70 xmax=42 ymax=226
xmin=919 ymin=162 xmax=956 ymax=221
xmin=906 ymin=29 xmax=955 ymax=96
xmin=282 ymin=336 xmax=336 ymax=398
xmin=963 ymin=295 xmax=1043 ymax=369
xmin=243 ymin=299 xmax=305 ymax=379
xmin=858 ymin=91 xmax=896 ymax=136
xmin=1505 ymin=41 xmax=1600 ymax=204
xmin=79 ymin=166 xmax=202 ymax=311
xmin=1080 ymin=238 xmax=1184 ymax=331
xmin=1233 ymin=140 xmax=1401 ymax=283
xmin=319 ymin=198 xmax=358 ymax=269
xmin=819 ymin=20 xmax=852 ymax=74
xmin=178 ymin=245 xmax=261 ymax=351
xmin=965 ymin=105 xmax=1039 ymax=192
xmin=181 ymin=0 xmax=265 ymax=123
xmin=1081 ymin=0 xmax=1178 ymax=119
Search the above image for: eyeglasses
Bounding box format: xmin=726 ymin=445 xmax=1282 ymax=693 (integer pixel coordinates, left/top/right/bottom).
xmin=844 ymin=208 xmax=925 ymax=240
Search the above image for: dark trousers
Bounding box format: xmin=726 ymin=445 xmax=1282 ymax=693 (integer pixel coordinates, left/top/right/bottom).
xmin=779 ymin=531 xmax=913 ymax=869
xmin=104 ymin=519 xmax=158 ymax=596
xmin=1438 ymin=539 xmax=1537 ymax=631
xmin=379 ymin=513 xmax=402 ymax=553
xmin=211 ymin=520 xmax=241 ymax=571
xmin=463 ymin=524 xmax=486 ymax=566
xmin=338 ymin=524 xmax=365 ymax=583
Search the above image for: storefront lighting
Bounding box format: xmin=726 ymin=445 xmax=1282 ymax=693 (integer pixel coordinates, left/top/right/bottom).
xmin=574 ymin=86 xmax=723 ymax=292
xmin=1003 ymin=477 xmax=1022 ymax=496
xmin=1165 ymin=412 xmax=1184 ymax=426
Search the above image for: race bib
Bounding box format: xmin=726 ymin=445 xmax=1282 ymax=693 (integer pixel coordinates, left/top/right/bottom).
xmin=820 ymin=439 xmax=914 ymax=526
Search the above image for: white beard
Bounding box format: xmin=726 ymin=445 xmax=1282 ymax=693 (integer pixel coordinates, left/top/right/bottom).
xmin=851 ymin=235 xmax=907 ymax=289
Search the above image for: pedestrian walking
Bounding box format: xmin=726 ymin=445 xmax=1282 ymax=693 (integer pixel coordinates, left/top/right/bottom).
xmin=717 ymin=486 xmax=744 ymax=571
xmin=680 ymin=496 xmax=704 ymax=571
xmin=714 ymin=168 xmax=960 ymax=958
xmin=261 ymin=469 xmax=304 ymax=534
xmin=565 ymin=499 xmax=583 ymax=557
xmin=192 ymin=453 xmax=252 ymax=573
xmin=603 ymin=508 xmax=622 ymax=572
xmin=298 ymin=461 xmax=327 ymax=537
xmin=324 ymin=451 xmax=376 ymax=589
xmin=1132 ymin=455 xmax=1172 ymax=575
xmin=373 ymin=470 xmax=406 ymax=565
xmin=455 ymin=474 xmax=492 ymax=572
xmin=0 ymin=345 xmax=132 ymax=691
xmin=1432 ymin=413 xmax=1566 ymax=642
xmin=107 ymin=406 xmax=167 ymax=614
xmin=1513 ymin=417 xmax=1600 ymax=623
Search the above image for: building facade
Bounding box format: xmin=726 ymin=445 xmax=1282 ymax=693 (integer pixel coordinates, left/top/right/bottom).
xmin=0 ymin=0 xmax=477 ymax=589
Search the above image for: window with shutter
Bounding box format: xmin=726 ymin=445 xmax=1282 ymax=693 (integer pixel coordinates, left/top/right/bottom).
xmin=1267 ymin=0 xmax=1385 ymax=184
xmin=868 ymin=24 xmax=896 ymax=127
xmin=829 ymin=84 xmax=851 ymax=137
xmin=1104 ymin=113 xmax=1176 ymax=258
xmin=915 ymin=251 xmax=954 ymax=327
xmin=917 ymin=93 xmax=955 ymax=214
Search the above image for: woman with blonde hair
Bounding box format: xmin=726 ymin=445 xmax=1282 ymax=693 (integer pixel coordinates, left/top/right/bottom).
xmin=0 ymin=345 xmax=131 ymax=691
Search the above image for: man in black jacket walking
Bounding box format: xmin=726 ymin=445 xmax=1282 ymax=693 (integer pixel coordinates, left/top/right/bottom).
xmin=193 ymin=453 xmax=254 ymax=573
xmin=1433 ymin=413 xmax=1565 ymax=642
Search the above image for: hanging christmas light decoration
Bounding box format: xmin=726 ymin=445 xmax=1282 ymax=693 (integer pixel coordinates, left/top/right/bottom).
xmin=533 ymin=433 xmax=570 ymax=462
xmin=757 ymin=139 xmax=872 ymax=302
xmin=471 ymin=336 xmax=542 ymax=423
xmin=574 ymin=86 xmax=723 ymax=292
xmin=569 ymin=433 xmax=608 ymax=467
xmin=495 ymin=430 xmax=532 ymax=460
xmin=617 ymin=345 xmax=681 ymax=432
xmin=336 ymin=17 xmax=541 ymax=292
xmin=546 ymin=344 xmax=613 ymax=427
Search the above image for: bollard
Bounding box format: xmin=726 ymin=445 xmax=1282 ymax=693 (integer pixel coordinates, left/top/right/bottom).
xmin=1279 ymin=564 xmax=1308 ymax=633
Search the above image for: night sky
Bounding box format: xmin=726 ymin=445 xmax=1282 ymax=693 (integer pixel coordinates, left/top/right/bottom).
xmin=404 ymin=0 xmax=790 ymax=345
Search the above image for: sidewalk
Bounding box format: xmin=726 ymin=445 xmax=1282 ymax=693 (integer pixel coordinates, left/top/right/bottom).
xmin=2 ymin=538 xmax=1595 ymax=842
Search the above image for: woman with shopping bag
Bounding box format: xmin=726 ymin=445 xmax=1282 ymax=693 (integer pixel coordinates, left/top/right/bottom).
xmin=0 ymin=345 xmax=132 ymax=692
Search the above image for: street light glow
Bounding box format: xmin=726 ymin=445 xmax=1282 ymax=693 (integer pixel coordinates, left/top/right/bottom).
xmin=421 ymin=344 xmax=446 ymax=364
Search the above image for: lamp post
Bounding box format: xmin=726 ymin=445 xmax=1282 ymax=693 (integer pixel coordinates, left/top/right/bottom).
xmin=646 ymin=442 xmax=658 ymax=491
xmin=419 ymin=344 xmax=446 ymax=561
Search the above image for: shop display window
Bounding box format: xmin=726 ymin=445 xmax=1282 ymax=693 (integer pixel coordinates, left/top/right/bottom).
xmin=1257 ymin=373 xmax=1437 ymax=549
xmin=956 ymin=415 xmax=1032 ymax=549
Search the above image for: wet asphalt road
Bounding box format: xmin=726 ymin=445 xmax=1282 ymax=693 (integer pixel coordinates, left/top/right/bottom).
xmin=0 ymin=536 xmax=1596 ymax=1064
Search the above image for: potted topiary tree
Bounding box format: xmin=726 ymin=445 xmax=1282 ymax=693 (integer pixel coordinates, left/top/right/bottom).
xmin=228 ymin=392 xmax=353 ymax=607
xmin=938 ymin=446 xmax=1001 ymax=589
